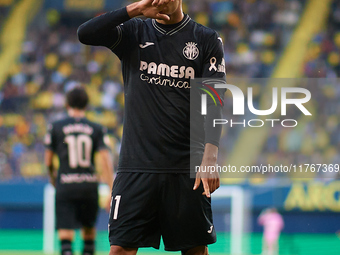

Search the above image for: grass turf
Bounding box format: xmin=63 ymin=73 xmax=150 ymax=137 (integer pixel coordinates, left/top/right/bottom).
xmin=0 ymin=230 xmax=339 ymax=255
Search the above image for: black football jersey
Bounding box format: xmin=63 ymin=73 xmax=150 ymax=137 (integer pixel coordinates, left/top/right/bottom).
xmin=113 ymin=15 xmax=226 ymax=172
xmin=45 ymin=117 xmax=108 ymax=197
xmin=78 ymin=11 xmax=226 ymax=173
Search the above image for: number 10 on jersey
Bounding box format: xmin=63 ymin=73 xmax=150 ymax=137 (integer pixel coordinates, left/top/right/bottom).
xmin=65 ymin=134 xmax=92 ymax=168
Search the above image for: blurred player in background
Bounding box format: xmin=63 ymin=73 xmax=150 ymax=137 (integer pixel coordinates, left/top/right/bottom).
xmin=78 ymin=0 xmax=226 ymax=254
xmin=258 ymin=208 xmax=284 ymax=255
xmin=44 ymin=87 xmax=114 ymax=255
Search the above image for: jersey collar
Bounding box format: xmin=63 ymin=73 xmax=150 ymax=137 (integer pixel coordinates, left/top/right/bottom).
xmin=152 ymin=14 xmax=191 ymax=36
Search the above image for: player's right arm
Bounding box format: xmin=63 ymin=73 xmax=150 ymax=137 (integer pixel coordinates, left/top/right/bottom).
xmin=44 ymin=124 xmax=57 ymax=187
xmin=77 ymin=0 xmax=173 ymax=48
xmin=45 ymin=149 xmax=56 ymax=187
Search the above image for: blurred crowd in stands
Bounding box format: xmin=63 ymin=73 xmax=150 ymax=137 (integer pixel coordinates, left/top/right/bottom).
xmin=0 ymin=3 xmax=12 ymax=49
xmin=252 ymin=0 xmax=340 ymax=182
xmin=0 ymin=6 xmax=7 ymax=30
xmin=1 ymin=0 xmax=339 ymax=182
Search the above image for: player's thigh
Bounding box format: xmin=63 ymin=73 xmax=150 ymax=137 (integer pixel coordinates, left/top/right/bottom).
xmin=109 ymin=172 xmax=161 ymax=248
xmin=55 ymin=195 xmax=78 ymax=229
xmin=160 ymin=174 xmax=216 ymax=251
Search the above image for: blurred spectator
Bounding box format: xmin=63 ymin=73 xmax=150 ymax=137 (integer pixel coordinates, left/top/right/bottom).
xmin=258 ymin=208 xmax=284 ymax=255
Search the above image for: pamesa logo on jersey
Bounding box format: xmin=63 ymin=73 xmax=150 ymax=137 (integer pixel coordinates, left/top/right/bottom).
xmin=183 ymin=42 xmax=199 ymax=60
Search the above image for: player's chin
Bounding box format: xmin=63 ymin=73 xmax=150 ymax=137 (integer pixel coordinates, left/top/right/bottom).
xmin=160 ymin=12 xmax=175 ymax=20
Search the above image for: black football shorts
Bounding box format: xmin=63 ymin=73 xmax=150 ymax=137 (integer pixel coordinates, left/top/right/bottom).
xmin=56 ymin=194 xmax=99 ymax=229
xmin=108 ymin=172 xmax=216 ymax=251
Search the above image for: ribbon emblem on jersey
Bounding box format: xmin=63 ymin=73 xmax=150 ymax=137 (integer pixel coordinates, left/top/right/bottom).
xmin=209 ymin=57 xmax=226 ymax=73
xmin=209 ymin=57 xmax=217 ymax=71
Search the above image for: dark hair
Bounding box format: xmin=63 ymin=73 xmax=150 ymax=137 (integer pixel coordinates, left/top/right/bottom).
xmin=66 ymin=87 xmax=89 ymax=110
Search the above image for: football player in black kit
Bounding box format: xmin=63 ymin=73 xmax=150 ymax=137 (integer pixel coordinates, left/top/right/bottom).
xmin=45 ymin=87 xmax=114 ymax=255
xmin=78 ymin=0 xmax=226 ymax=254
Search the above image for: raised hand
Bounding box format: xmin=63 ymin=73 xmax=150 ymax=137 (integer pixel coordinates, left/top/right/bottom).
xmin=193 ymin=143 xmax=220 ymax=198
xmin=151 ymin=0 xmax=174 ymax=6
xmin=127 ymin=0 xmax=175 ymax=21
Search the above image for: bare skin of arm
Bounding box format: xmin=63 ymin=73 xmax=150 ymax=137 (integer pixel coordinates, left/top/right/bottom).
xmin=98 ymin=149 xmax=114 ymax=212
xmin=45 ymin=149 xmax=56 ymax=187
xmin=193 ymin=143 xmax=220 ymax=198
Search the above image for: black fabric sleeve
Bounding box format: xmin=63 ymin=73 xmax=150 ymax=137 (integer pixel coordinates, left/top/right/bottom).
xmin=201 ymin=30 xmax=227 ymax=147
xmin=77 ymin=7 xmax=131 ymax=49
xmin=205 ymin=105 xmax=223 ymax=147
xmin=202 ymin=31 xmax=226 ymax=79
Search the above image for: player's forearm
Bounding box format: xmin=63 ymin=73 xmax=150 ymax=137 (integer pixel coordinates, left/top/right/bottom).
xmin=100 ymin=150 xmax=114 ymax=190
xmin=47 ymin=165 xmax=54 ymax=176
xmin=102 ymin=165 xmax=114 ymax=190
xmin=46 ymin=164 xmax=56 ymax=187
xmin=126 ymin=2 xmax=143 ymax=18
xmin=77 ymin=7 xmax=131 ymax=47
xmin=202 ymin=143 xmax=218 ymax=165
xmin=44 ymin=150 xmax=54 ymax=177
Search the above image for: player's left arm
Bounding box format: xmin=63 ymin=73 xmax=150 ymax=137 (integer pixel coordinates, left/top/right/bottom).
xmin=194 ymin=31 xmax=226 ymax=197
xmin=194 ymin=143 xmax=220 ymax=197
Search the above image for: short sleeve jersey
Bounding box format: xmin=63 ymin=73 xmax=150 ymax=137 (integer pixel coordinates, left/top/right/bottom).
xmin=45 ymin=117 xmax=109 ymax=197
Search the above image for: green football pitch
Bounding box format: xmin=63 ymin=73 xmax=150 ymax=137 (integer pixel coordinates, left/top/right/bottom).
xmin=0 ymin=230 xmax=339 ymax=255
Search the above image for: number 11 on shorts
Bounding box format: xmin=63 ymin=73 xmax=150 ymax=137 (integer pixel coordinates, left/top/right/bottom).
xmin=113 ymin=195 xmax=121 ymax=220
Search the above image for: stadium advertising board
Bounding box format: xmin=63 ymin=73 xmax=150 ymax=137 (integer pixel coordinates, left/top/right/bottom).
xmin=284 ymin=181 xmax=340 ymax=212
